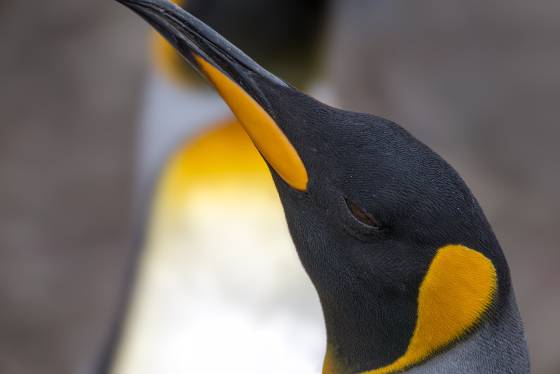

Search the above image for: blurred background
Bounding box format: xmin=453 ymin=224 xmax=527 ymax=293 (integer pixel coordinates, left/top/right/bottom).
xmin=1 ymin=0 xmax=559 ymax=373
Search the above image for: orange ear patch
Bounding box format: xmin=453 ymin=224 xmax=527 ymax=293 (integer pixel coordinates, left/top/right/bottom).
xmin=363 ymin=244 xmax=497 ymax=374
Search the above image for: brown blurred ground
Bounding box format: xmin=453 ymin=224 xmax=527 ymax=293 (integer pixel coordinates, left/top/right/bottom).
xmin=0 ymin=0 xmax=558 ymax=373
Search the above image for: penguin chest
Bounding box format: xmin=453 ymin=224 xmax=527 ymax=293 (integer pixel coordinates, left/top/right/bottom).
xmin=113 ymin=123 xmax=324 ymax=374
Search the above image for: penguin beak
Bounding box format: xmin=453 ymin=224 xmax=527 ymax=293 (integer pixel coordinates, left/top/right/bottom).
xmin=116 ymin=0 xmax=309 ymax=191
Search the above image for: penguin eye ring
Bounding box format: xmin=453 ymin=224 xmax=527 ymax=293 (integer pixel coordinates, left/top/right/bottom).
xmin=344 ymin=198 xmax=383 ymax=231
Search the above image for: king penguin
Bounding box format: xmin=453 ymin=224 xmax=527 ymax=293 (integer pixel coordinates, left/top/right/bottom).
xmin=113 ymin=0 xmax=530 ymax=373
xmin=101 ymin=1 xmax=330 ymax=373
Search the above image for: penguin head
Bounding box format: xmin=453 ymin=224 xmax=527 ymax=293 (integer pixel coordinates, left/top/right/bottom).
xmin=116 ymin=1 xmax=510 ymax=371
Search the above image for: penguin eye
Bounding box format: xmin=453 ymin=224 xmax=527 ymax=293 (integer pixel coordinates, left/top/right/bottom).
xmin=345 ymin=198 xmax=382 ymax=229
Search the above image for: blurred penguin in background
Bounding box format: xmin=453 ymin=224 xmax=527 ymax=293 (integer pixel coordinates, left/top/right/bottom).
xmin=101 ymin=1 xmax=330 ymax=373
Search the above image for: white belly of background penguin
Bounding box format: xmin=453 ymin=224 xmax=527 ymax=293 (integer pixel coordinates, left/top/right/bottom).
xmin=114 ymin=151 xmax=325 ymax=373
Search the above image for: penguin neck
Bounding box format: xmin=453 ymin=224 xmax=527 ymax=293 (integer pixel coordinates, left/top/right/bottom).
xmin=320 ymin=286 xmax=530 ymax=374
xmin=319 ymin=289 xmax=416 ymax=374
xmin=399 ymin=289 xmax=530 ymax=374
